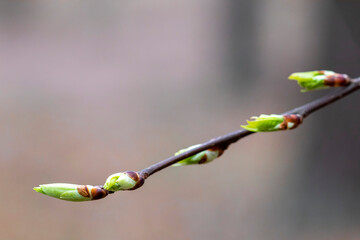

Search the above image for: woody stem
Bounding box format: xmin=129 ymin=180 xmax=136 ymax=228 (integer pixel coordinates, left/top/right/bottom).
xmin=138 ymin=77 xmax=360 ymax=179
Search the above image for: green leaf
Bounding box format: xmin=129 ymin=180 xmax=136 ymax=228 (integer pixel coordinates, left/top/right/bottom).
xmin=241 ymin=114 xmax=285 ymax=132
xmin=289 ymin=70 xmax=334 ymax=92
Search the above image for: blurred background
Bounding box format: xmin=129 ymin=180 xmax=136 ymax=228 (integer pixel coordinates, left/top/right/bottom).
xmin=0 ymin=1 xmax=360 ymax=239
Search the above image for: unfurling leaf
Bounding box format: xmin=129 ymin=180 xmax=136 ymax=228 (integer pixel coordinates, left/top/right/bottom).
xmin=241 ymin=114 xmax=303 ymax=132
xmin=289 ymin=70 xmax=350 ymax=92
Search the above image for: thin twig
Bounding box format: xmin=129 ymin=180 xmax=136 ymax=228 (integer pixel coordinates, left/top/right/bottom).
xmin=138 ymin=77 xmax=360 ymax=179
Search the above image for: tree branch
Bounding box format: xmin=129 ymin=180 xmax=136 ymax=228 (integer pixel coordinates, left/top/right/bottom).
xmin=138 ymin=77 xmax=360 ymax=179
xmin=33 ymin=76 xmax=360 ymax=201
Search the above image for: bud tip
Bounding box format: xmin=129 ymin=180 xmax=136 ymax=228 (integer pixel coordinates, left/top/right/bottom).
xmin=33 ymin=186 xmax=43 ymax=193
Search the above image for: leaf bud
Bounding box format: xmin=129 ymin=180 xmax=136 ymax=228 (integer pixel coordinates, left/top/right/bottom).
xmin=241 ymin=114 xmax=303 ymax=132
xmin=103 ymin=171 xmax=144 ymax=192
xmin=289 ymin=70 xmax=351 ymax=92
xmin=33 ymin=183 xmax=109 ymax=201
xmin=172 ymin=144 xmax=224 ymax=166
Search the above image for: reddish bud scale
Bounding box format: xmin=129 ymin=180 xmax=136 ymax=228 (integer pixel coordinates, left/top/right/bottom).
xmin=125 ymin=171 xmax=145 ymax=190
xmin=91 ymin=186 xmax=109 ymax=200
xmin=280 ymin=114 xmax=303 ymax=130
xmin=198 ymin=146 xmax=224 ymax=164
xmin=77 ymin=185 xmax=109 ymax=200
xmin=209 ymin=146 xmax=224 ymax=157
xmin=198 ymin=154 xmax=208 ymax=164
xmin=323 ymin=74 xmax=351 ymax=87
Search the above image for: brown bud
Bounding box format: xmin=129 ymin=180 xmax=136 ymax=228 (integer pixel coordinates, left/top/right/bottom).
xmin=280 ymin=114 xmax=303 ymax=130
xmin=324 ymin=74 xmax=351 ymax=87
xmin=125 ymin=171 xmax=145 ymax=190
xmin=77 ymin=185 xmax=109 ymax=200
xmin=90 ymin=186 xmax=109 ymax=200
xmin=208 ymin=146 xmax=224 ymax=157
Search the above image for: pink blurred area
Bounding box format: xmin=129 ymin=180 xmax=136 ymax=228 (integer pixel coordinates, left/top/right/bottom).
xmin=0 ymin=1 xmax=360 ymax=240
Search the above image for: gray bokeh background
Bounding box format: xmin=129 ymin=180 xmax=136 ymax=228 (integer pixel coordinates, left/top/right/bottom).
xmin=0 ymin=1 xmax=359 ymax=240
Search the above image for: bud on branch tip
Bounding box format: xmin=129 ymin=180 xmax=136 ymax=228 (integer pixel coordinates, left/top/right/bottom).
xmin=33 ymin=183 xmax=109 ymax=201
xmin=241 ymin=114 xmax=303 ymax=132
xmin=289 ymin=70 xmax=351 ymax=92
xmin=172 ymin=144 xmax=224 ymax=166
